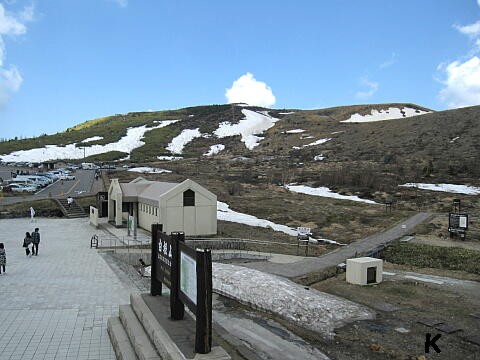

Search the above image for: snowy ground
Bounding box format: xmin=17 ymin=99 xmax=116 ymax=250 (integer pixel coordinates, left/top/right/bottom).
xmin=0 ymin=120 xmax=178 ymax=162
xmin=314 ymin=154 xmax=325 ymax=161
xmin=399 ymin=183 xmax=480 ymax=195
xmin=217 ymin=201 xmax=298 ymax=236
xmin=157 ymin=155 xmax=183 ymax=161
xmin=285 ymin=184 xmax=378 ymax=204
xmin=166 ymin=128 xmax=202 ymax=154
xmin=292 ymin=137 xmax=331 ymax=150
xmin=82 ymin=136 xmax=104 ymax=142
xmin=341 ymin=107 xmax=431 ymax=123
xmin=285 ymin=129 xmax=305 ymax=134
xmin=204 ymin=144 xmax=225 ymax=156
xmin=217 ymin=200 xmax=342 ymax=245
xmin=127 ymin=167 xmax=171 ymax=174
xmin=214 ymin=109 xmax=279 ymax=150
xmin=213 ymin=263 xmax=374 ymax=339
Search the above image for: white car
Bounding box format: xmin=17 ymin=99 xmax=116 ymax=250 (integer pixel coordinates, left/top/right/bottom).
xmin=59 ymin=174 xmax=76 ymax=180
xmin=9 ymin=183 xmax=37 ymax=192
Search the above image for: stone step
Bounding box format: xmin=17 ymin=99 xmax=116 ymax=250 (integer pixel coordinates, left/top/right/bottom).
xmin=130 ymin=294 xmax=231 ymax=360
xmin=107 ymin=317 xmax=138 ymax=360
xmin=119 ymin=304 xmax=161 ymax=360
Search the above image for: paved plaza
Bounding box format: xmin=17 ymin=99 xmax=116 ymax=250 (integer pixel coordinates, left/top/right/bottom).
xmin=0 ymin=217 xmax=138 ymax=360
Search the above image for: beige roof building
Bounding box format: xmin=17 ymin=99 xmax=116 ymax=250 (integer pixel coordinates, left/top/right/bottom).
xmin=108 ymin=177 xmax=217 ymax=236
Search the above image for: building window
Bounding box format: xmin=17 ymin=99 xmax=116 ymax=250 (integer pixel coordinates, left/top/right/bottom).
xmin=155 ymin=208 xmax=158 ymax=216
xmin=183 ymin=189 xmax=195 ymax=206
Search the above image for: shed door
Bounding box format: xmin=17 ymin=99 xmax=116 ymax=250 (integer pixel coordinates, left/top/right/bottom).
xmin=367 ymin=266 xmax=377 ymax=284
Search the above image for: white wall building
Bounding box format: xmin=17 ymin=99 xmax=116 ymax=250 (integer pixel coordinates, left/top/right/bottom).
xmin=108 ymin=177 xmax=217 ymax=236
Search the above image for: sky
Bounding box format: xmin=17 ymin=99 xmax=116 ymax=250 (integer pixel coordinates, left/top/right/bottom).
xmin=0 ymin=0 xmax=480 ymax=139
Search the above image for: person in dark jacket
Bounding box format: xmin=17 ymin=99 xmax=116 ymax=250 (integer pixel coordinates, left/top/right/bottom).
xmin=0 ymin=243 xmax=6 ymax=274
xmin=23 ymin=232 xmax=32 ymax=257
xmin=32 ymin=228 xmax=40 ymax=256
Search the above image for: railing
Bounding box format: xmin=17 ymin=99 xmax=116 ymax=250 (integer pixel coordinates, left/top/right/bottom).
xmin=185 ymin=238 xmax=325 ymax=257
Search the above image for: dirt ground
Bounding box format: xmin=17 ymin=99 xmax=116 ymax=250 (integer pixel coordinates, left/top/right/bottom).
xmin=311 ymin=265 xmax=480 ymax=360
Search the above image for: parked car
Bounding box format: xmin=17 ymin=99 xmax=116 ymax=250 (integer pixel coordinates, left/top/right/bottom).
xmin=8 ymin=183 xmax=37 ymax=192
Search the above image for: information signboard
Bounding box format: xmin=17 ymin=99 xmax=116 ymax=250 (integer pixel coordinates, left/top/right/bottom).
xmin=180 ymin=252 xmax=197 ymax=305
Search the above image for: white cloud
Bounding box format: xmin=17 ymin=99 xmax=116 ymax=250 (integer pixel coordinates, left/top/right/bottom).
xmin=379 ymin=52 xmax=397 ymax=69
xmin=0 ymin=65 xmax=22 ymax=107
xmin=0 ymin=2 xmax=31 ymax=107
xmin=355 ymin=77 xmax=378 ymax=99
xmin=454 ymin=20 xmax=480 ymax=38
xmin=438 ymin=56 xmax=480 ymax=108
xmin=0 ymin=3 xmax=26 ymax=36
xmin=225 ymin=72 xmax=276 ymax=108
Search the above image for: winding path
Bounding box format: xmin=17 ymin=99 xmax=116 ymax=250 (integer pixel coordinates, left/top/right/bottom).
xmin=242 ymin=212 xmax=434 ymax=279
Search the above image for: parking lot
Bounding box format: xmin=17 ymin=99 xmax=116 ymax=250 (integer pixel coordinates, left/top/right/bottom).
xmin=0 ymin=166 xmax=99 ymax=206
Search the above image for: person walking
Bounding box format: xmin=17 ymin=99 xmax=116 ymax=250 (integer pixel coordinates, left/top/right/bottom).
xmin=23 ymin=232 xmax=33 ymax=257
xmin=32 ymin=228 xmax=40 ymax=256
xmin=0 ymin=243 xmax=6 ymax=274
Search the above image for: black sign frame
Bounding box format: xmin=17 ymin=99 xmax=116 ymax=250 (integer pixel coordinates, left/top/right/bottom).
xmin=151 ymin=225 xmax=212 ymax=354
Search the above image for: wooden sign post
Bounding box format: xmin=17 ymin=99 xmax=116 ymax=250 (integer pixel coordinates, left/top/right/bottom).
xmin=151 ymin=226 xmax=212 ymax=354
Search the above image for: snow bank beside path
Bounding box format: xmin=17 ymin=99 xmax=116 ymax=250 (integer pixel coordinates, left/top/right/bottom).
xmin=204 ymin=144 xmax=225 ymax=156
xmin=213 ymin=263 xmax=374 ymax=339
xmin=166 ymin=128 xmax=202 ymax=154
xmin=214 ymin=109 xmax=279 ymax=150
xmin=341 ymin=107 xmax=431 ymax=123
xmin=128 ymin=167 xmax=172 ymax=174
xmin=0 ymin=120 xmax=178 ymax=163
xmin=399 ymin=183 xmax=480 ymax=195
xmin=286 ymin=184 xmax=378 ymax=205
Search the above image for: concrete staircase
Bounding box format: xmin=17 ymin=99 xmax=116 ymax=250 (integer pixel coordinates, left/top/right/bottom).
xmin=108 ymin=294 xmax=230 ymax=360
xmin=55 ymin=198 xmax=87 ymax=218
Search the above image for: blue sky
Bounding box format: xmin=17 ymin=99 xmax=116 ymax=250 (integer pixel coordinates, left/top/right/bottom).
xmin=1 ymin=0 xmax=479 ymax=138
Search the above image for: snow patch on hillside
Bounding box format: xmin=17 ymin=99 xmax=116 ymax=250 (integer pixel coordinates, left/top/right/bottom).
xmin=128 ymin=167 xmax=172 ymax=174
xmin=82 ymin=136 xmax=103 ymax=143
xmin=157 ymin=156 xmax=183 ymax=161
xmin=399 ymin=183 xmax=480 ymax=195
xmin=293 ymin=138 xmax=331 ymax=150
xmin=285 ymin=129 xmax=305 ymax=134
xmin=217 ymin=200 xmax=342 ymax=245
xmin=204 ymin=144 xmax=225 ymax=156
xmin=213 ymin=263 xmax=374 ymax=339
xmin=314 ymin=155 xmax=325 ymax=161
xmin=0 ymin=120 xmax=179 ymax=163
xmin=217 ymin=201 xmax=297 ymax=236
xmin=214 ymin=109 xmax=279 ymax=150
xmin=341 ymin=107 xmax=431 ymax=123
xmin=285 ymin=184 xmax=378 ymax=204
xmin=166 ymin=128 xmax=202 ymax=154
xmin=279 ymin=111 xmax=295 ymax=115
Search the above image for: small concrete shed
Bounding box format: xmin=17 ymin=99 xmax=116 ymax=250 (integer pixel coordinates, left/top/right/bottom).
xmin=346 ymin=257 xmax=383 ymax=285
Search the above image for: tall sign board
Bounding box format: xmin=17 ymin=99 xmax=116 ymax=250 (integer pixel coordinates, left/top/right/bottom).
xmin=151 ymin=225 xmax=212 ymax=354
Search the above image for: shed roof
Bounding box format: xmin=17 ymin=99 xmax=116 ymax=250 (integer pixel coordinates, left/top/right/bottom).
xmin=119 ymin=177 xmax=179 ymax=204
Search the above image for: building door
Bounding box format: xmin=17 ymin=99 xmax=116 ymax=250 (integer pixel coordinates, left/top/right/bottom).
xmin=367 ymin=267 xmax=377 ymax=284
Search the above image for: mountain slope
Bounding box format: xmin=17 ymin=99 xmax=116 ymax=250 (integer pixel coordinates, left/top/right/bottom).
xmin=1 ymin=102 xmax=478 ymax=181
